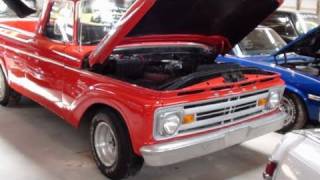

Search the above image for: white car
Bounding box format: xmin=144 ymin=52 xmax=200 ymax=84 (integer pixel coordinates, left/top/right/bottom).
xmin=264 ymin=129 xmax=320 ymax=180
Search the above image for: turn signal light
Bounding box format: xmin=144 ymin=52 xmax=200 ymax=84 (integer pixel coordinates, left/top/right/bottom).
xmin=258 ymin=98 xmax=268 ymax=106
xmin=183 ymin=114 xmax=195 ymax=124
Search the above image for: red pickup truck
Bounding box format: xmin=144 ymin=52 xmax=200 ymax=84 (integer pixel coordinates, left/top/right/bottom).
xmin=0 ymin=0 xmax=286 ymax=179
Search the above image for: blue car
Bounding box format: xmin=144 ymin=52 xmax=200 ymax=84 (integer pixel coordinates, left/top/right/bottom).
xmin=218 ymin=26 xmax=320 ymax=132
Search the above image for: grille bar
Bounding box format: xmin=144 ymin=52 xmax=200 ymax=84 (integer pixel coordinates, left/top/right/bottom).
xmin=180 ymin=106 xmax=265 ymax=131
xmin=179 ymin=110 xmax=263 ymax=134
xmin=197 ymin=107 xmax=230 ymax=120
xmin=178 ymin=90 xmax=270 ymax=135
xmin=184 ymin=93 xmax=267 ymax=115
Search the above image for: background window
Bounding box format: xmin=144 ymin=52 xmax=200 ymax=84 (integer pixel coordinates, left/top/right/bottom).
xmin=263 ymin=13 xmax=297 ymax=39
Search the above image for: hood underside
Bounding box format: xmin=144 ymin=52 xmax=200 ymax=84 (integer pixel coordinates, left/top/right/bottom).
xmin=128 ymin=0 xmax=282 ymax=46
xmin=275 ymin=26 xmax=320 ymax=57
xmin=3 ymin=0 xmax=283 ymax=67
xmin=89 ymin=0 xmax=283 ymax=67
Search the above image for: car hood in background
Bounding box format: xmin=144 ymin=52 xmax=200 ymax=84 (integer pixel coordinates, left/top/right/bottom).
xmin=294 ymin=129 xmax=320 ymax=143
xmin=274 ymin=26 xmax=320 ymax=57
xmin=89 ymin=0 xmax=283 ymax=67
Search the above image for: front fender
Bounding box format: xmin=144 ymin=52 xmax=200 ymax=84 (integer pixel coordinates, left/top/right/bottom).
xmin=67 ymin=88 xmax=155 ymax=155
xmin=285 ymin=84 xmax=308 ymax=102
xmin=283 ymin=84 xmax=318 ymax=121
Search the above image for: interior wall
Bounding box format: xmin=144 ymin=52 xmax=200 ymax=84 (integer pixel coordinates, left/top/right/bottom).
xmin=281 ymin=0 xmax=320 ymax=14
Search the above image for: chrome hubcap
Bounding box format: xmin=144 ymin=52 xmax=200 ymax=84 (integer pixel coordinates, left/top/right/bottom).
xmin=280 ymin=96 xmax=296 ymax=127
xmin=0 ymin=71 xmax=5 ymax=101
xmin=94 ymin=122 xmax=118 ymax=167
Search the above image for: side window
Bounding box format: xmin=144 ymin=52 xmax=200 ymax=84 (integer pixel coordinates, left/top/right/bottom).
xmin=45 ymin=1 xmax=74 ymax=42
xmin=263 ymin=13 xmax=297 ymax=38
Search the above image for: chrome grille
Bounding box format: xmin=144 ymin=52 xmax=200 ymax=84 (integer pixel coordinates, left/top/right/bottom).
xmin=179 ymin=90 xmax=269 ymax=135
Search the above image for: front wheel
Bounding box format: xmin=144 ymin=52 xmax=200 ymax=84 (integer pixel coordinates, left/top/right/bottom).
xmin=90 ymin=109 xmax=143 ymax=179
xmin=279 ymin=92 xmax=307 ymax=132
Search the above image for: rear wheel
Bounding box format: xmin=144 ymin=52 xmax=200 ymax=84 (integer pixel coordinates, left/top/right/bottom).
xmin=279 ymin=92 xmax=307 ymax=132
xmin=0 ymin=67 xmax=21 ymax=106
xmin=90 ymin=109 xmax=143 ymax=179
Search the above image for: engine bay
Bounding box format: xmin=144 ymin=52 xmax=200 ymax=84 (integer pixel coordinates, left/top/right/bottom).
xmin=93 ymin=45 xmax=270 ymax=90
xmin=280 ymin=60 xmax=320 ymax=76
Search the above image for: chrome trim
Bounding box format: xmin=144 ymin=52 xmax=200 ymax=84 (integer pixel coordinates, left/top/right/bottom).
xmin=0 ymin=24 xmax=35 ymax=37
xmin=154 ymin=87 xmax=284 ymax=140
xmin=0 ymin=44 xmax=65 ymax=67
xmin=142 ymin=111 xmax=287 ymax=167
xmin=94 ymin=122 xmax=118 ymax=167
xmin=184 ymin=92 xmax=267 ymax=114
xmin=115 ymin=42 xmax=212 ymax=52
xmin=180 ymin=106 xmax=265 ymax=132
xmin=308 ymin=94 xmax=320 ymax=102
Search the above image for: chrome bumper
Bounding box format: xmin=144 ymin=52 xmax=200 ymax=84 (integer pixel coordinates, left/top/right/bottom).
xmin=141 ymin=111 xmax=287 ymax=166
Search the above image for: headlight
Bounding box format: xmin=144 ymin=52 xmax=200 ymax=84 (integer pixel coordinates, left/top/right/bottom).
xmin=266 ymin=90 xmax=281 ymax=110
xmin=154 ymin=109 xmax=183 ymax=139
xmin=162 ymin=114 xmax=181 ymax=135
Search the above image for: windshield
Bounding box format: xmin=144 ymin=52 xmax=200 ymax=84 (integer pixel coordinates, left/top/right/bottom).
xmin=296 ymin=13 xmax=320 ymax=34
xmin=236 ymin=28 xmax=287 ymax=56
xmin=79 ymin=0 xmax=136 ymax=45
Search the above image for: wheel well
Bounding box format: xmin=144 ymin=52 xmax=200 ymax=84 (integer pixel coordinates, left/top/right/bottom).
xmin=284 ymin=90 xmax=309 ymax=119
xmin=79 ymin=104 xmax=131 ymax=138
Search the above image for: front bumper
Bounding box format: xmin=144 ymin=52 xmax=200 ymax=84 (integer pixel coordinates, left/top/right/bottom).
xmin=140 ymin=111 xmax=287 ymax=166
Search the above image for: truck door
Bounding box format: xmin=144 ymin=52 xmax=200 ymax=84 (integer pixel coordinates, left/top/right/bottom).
xmin=2 ymin=39 xmax=28 ymax=92
xmin=24 ymin=1 xmax=74 ymax=115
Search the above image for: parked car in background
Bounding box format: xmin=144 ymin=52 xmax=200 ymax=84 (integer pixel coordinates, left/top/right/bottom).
xmin=0 ymin=0 xmax=14 ymax=17
xmin=263 ymin=129 xmax=320 ymax=180
xmin=262 ymin=10 xmax=320 ymax=43
xmin=218 ymin=26 xmax=320 ymax=132
xmin=0 ymin=0 xmax=286 ymax=179
xmin=0 ymin=0 xmax=39 ymax=18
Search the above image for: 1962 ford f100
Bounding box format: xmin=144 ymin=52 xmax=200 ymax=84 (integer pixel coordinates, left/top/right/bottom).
xmin=0 ymin=0 xmax=286 ymax=179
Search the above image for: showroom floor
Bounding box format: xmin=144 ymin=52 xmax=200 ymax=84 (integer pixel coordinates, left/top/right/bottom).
xmin=0 ymin=98 xmax=286 ymax=180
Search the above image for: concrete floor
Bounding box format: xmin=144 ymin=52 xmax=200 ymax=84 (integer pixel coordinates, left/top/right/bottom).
xmin=0 ymin=98 xmax=285 ymax=180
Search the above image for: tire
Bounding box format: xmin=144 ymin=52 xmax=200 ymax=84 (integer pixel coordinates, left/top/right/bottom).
xmin=0 ymin=66 xmax=11 ymax=106
xmin=0 ymin=67 xmax=21 ymax=106
xmin=90 ymin=108 xmax=143 ymax=180
xmin=279 ymin=92 xmax=307 ymax=132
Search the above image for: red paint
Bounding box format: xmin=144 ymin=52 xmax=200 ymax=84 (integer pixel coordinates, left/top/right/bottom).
xmin=0 ymin=0 xmax=284 ymax=155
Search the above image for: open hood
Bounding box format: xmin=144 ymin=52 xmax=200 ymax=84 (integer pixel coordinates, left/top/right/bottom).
xmin=2 ymin=0 xmax=36 ymax=18
xmin=274 ymin=26 xmax=320 ymax=57
xmin=89 ymin=0 xmax=283 ymax=67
